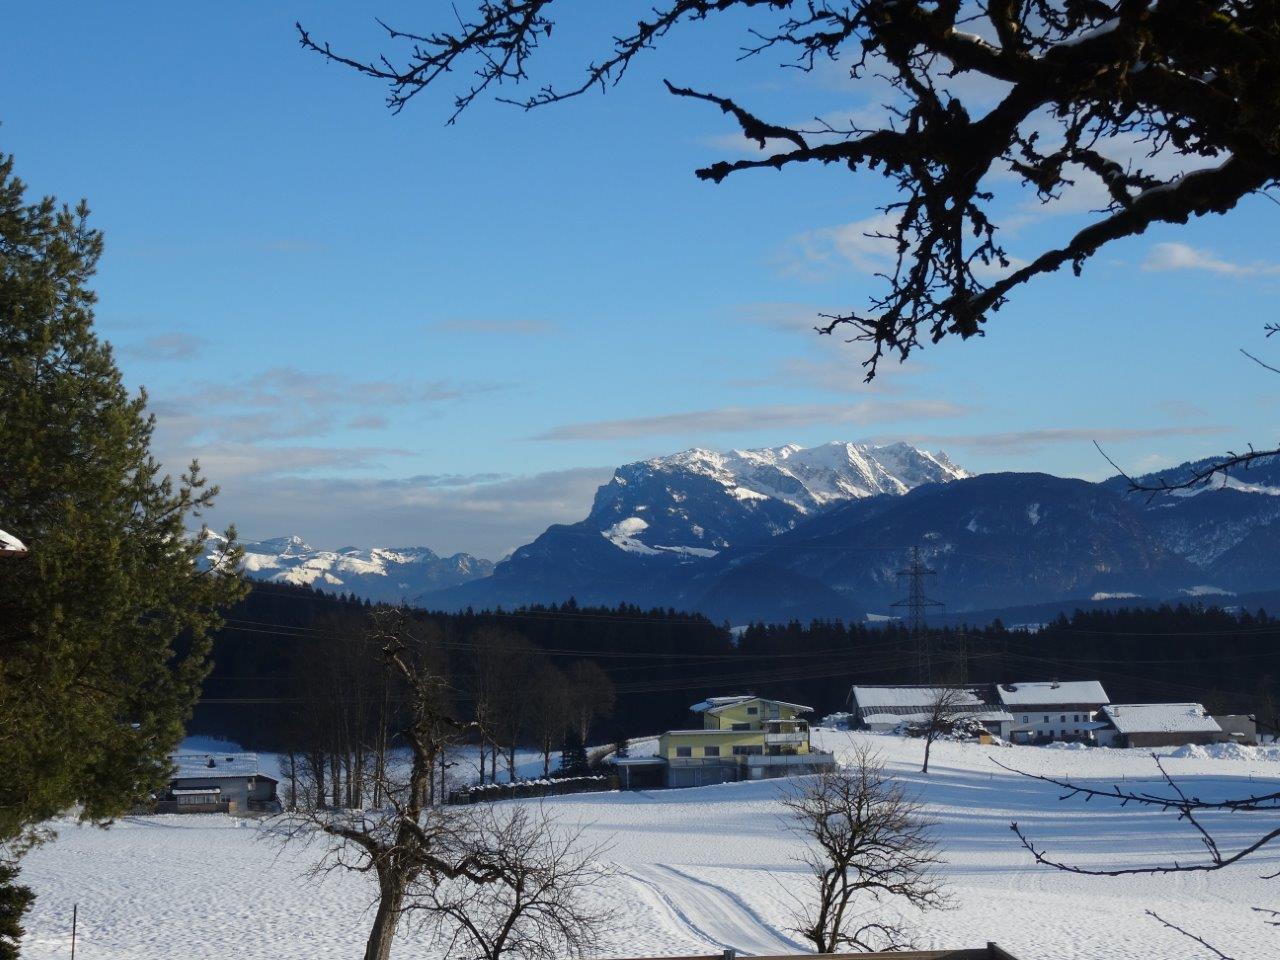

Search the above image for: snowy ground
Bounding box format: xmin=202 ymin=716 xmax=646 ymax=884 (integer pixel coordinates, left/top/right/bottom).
xmin=19 ymin=730 xmax=1280 ymax=959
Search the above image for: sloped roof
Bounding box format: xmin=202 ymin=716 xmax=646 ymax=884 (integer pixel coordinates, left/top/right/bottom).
xmin=171 ymin=753 xmax=270 ymax=780
xmin=997 ymin=681 xmax=1109 ymax=706
xmin=863 ymin=709 xmax=1014 ymax=726
xmin=850 ymin=685 xmax=987 ymax=711
xmin=689 ymin=695 xmax=813 ymax=715
xmin=0 ymin=527 xmax=28 ymax=556
xmin=1102 ymin=703 xmax=1222 ymax=735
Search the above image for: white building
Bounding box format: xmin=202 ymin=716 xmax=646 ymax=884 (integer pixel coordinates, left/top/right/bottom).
xmin=995 ymin=680 xmax=1109 ymax=744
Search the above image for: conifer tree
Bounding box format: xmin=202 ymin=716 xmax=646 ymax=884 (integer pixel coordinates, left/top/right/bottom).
xmin=0 ymin=865 xmax=32 ymax=960
xmin=557 ymin=729 xmax=589 ymax=778
xmin=0 ymin=151 xmax=245 ymax=920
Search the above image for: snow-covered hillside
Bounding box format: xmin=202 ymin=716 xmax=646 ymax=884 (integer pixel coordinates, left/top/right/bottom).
xmin=19 ymin=731 xmax=1277 ymax=959
xmin=205 ymin=534 xmax=493 ymax=603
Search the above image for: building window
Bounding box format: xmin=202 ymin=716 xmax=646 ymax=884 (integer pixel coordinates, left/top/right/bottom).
xmin=1060 ymin=715 xmax=1067 ymax=723
xmin=704 ymin=746 xmax=720 ymax=757
xmin=732 ymin=723 xmax=751 ymax=731
xmin=732 ymin=745 xmax=763 ymax=756
xmin=746 ymin=706 xmax=759 ymax=715
xmin=675 ymin=746 xmax=692 ymax=758
xmin=1043 ymin=715 xmax=1050 ymax=723
xmin=1022 ymin=715 xmax=1029 ymax=723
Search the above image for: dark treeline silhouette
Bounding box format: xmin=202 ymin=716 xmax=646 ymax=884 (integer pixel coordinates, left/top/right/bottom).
xmin=188 ymin=583 xmax=1280 ymax=757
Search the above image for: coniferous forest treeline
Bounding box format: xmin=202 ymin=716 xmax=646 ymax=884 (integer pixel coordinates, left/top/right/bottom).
xmin=188 ymin=582 xmax=1280 ymax=754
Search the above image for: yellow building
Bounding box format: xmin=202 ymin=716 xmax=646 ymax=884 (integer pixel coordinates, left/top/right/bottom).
xmin=618 ymin=695 xmax=836 ymax=789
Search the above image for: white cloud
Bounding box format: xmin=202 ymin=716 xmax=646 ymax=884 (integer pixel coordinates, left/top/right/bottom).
xmin=872 ymin=425 xmax=1227 ymax=455
xmin=200 ymin=467 xmax=614 ymax=560
xmin=429 ymin=318 xmax=559 ymax=336
xmin=533 ymin=399 xmax=970 ymax=441
xmin=1142 ymin=242 xmax=1280 ymax=277
xmin=121 ymin=331 xmax=208 ymax=361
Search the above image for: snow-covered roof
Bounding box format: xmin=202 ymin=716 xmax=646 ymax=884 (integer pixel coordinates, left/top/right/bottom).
xmin=863 ymin=710 xmax=1013 ymax=726
xmin=1101 ymin=703 xmax=1222 ymax=735
xmin=612 ymin=755 xmax=667 ymax=766
xmin=171 ymin=787 xmax=222 ymax=796
xmin=689 ymin=695 xmax=813 ymax=715
xmin=996 ymin=680 xmax=1109 ymax=707
xmin=850 ymin=686 xmax=987 ymax=711
xmin=0 ymin=527 xmax=28 ymax=556
xmin=171 ymin=753 xmax=270 ymax=780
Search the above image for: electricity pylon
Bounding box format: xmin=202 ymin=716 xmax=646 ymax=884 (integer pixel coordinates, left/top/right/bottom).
xmin=891 ymin=546 xmax=945 ymax=682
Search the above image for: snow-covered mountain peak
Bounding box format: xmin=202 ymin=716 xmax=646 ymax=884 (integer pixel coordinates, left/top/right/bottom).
xmin=203 ymin=536 xmax=494 ymax=603
xmin=634 ymin=441 xmax=966 ymax=513
xmin=586 ymin=440 xmax=968 ymax=556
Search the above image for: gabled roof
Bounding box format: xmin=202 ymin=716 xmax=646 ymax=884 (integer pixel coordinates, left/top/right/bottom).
xmin=0 ymin=527 xmax=28 ymax=557
xmin=996 ymin=680 xmax=1109 ymax=707
xmin=1101 ymin=703 xmax=1221 ymax=735
xmin=850 ymin=685 xmax=988 ymax=711
xmin=862 ymin=709 xmax=1014 ymax=726
xmin=689 ymin=695 xmax=813 ymax=715
xmin=171 ymin=752 xmax=270 ymax=780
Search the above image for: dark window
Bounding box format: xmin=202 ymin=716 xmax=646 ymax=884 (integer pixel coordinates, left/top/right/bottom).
xmin=703 ymin=746 xmax=720 ymax=757
xmin=1060 ymin=714 xmax=1067 ymax=723
xmin=732 ymin=745 xmax=763 ymax=756
xmin=1022 ymin=715 xmax=1029 ymax=723
xmin=675 ymin=746 xmax=692 ymax=758
xmin=746 ymin=706 xmax=759 ymax=715
xmin=1043 ymin=715 xmax=1050 ymax=723
xmin=731 ymin=722 xmax=751 ymax=731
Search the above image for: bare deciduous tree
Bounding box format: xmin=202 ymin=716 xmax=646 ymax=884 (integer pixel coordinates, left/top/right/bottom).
xmin=782 ymin=747 xmax=950 ymax=953
xmin=274 ymin=608 xmax=488 ymax=960
xmin=409 ymin=804 xmax=614 ymax=960
xmin=566 ymin=659 xmax=616 ymax=746
xmin=526 ymin=661 xmax=571 ymax=778
xmin=297 ymin=1 xmax=1280 ymax=379
xmin=918 ymin=686 xmax=972 ymax=774
xmin=1002 ymin=754 xmax=1280 ymax=957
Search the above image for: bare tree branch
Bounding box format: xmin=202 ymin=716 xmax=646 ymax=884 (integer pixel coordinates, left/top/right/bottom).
xmin=297 ymin=0 xmax=1280 ymax=378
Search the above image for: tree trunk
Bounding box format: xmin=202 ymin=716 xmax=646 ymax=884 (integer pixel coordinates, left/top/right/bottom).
xmin=363 ymin=876 xmax=405 ymax=960
xmin=922 ymin=734 xmax=933 ymax=774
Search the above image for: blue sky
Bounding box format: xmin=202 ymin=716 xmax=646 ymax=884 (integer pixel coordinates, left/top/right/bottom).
xmin=3 ymin=3 xmax=1278 ymax=558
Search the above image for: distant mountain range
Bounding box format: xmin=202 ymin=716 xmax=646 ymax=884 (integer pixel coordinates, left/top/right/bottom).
xmin=205 ymin=534 xmax=493 ymax=604
xmin=222 ymin=444 xmax=1280 ymax=623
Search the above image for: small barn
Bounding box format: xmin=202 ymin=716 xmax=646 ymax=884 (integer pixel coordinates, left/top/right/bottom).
xmin=158 ymin=753 xmax=279 ymax=813
xmin=848 ymin=685 xmax=1015 ymax=740
xmin=1213 ymin=714 xmax=1258 ymax=745
xmin=1097 ymin=703 xmax=1225 ymax=748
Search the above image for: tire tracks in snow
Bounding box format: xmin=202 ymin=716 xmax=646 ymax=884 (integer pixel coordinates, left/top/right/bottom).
xmin=624 ymin=863 xmax=806 ymax=957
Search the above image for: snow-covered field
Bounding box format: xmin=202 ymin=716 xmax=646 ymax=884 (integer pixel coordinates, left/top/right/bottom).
xmin=19 ymin=730 xmax=1279 ymax=959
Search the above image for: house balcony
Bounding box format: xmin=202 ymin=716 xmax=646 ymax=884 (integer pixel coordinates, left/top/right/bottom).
xmin=763 ymin=731 xmax=809 ymax=745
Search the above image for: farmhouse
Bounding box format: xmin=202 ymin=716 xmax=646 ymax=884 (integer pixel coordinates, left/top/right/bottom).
xmin=616 ymin=695 xmax=836 ymax=789
xmin=1096 ymin=703 xmax=1226 ymax=748
xmin=848 ymin=685 xmax=1015 ymax=740
xmin=157 ymin=753 xmax=279 ymax=813
xmin=995 ymin=680 xmax=1110 ymax=744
